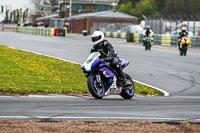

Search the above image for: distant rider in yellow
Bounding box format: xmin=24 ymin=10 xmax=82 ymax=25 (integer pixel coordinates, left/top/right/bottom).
xmin=178 ymin=26 xmax=188 ymax=49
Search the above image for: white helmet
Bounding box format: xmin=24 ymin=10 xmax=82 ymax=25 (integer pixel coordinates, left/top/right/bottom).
xmin=181 ymin=27 xmax=187 ymax=32
xmin=91 ymin=31 xmax=104 ymax=45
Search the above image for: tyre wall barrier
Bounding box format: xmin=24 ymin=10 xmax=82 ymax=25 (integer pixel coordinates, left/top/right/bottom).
xmin=17 ymin=27 xmax=67 ymax=37
xmin=104 ymin=31 xmax=127 ymax=39
xmin=161 ymin=35 xmax=171 ymax=46
xmin=126 ymin=33 xmax=200 ymax=47
xmin=133 ymin=33 xmax=140 ymax=43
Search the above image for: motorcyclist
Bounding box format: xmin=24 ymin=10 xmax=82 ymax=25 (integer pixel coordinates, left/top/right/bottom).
xmin=90 ymin=31 xmax=127 ymax=88
xmin=143 ymin=25 xmax=154 ymax=46
xmin=178 ymin=26 xmax=188 ymax=49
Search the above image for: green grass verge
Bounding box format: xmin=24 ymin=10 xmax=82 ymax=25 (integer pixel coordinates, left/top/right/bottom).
xmin=0 ymin=46 xmax=163 ymax=96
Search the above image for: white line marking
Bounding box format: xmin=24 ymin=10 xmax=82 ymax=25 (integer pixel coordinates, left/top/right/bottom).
xmin=26 ymin=95 xmax=78 ymax=98
xmin=51 ymin=117 xmax=185 ymax=121
xmin=0 ymin=116 xmax=186 ymax=121
xmin=132 ymin=79 xmax=170 ymax=96
xmin=6 ymin=46 xmax=170 ymax=96
xmin=0 ymin=94 xmax=144 ymax=98
xmin=0 ymin=116 xmax=29 ymax=119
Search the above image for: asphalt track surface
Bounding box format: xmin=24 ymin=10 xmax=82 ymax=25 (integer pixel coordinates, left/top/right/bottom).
xmin=0 ymin=32 xmax=200 ymax=122
xmin=0 ymin=95 xmax=200 ymax=123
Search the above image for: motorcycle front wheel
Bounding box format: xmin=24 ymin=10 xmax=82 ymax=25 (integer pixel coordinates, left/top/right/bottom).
xmin=148 ymin=44 xmax=151 ymax=50
xmin=120 ymin=74 xmax=135 ymax=99
xmin=87 ymin=74 xmax=105 ymax=99
xmin=183 ymin=45 xmax=187 ymax=56
xmin=180 ymin=49 xmax=183 ymax=56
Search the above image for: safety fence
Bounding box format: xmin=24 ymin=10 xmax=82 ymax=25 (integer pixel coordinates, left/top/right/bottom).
xmin=104 ymin=31 xmax=200 ymax=47
xmin=17 ymin=27 xmax=68 ymax=37
xmin=145 ymin=16 xmax=200 ymax=35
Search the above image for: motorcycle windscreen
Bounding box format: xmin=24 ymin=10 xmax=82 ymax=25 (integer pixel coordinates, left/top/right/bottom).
xmin=85 ymin=52 xmax=100 ymax=64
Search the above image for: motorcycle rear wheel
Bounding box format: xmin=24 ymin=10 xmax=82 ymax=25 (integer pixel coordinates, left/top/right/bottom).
xmin=120 ymin=74 xmax=135 ymax=99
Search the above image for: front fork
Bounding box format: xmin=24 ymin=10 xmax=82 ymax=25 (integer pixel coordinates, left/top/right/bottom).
xmin=94 ymin=73 xmax=103 ymax=95
xmin=95 ymin=73 xmax=102 ymax=87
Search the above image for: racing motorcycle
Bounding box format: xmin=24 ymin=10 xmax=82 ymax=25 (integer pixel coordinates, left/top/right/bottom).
xmin=81 ymin=52 xmax=135 ymax=99
xmin=179 ymin=36 xmax=190 ymax=56
xmin=144 ymin=36 xmax=152 ymax=50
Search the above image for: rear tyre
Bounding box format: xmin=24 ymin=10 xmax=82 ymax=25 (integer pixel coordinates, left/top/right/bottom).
xmin=120 ymin=74 xmax=135 ymax=99
xmin=87 ymin=74 xmax=105 ymax=99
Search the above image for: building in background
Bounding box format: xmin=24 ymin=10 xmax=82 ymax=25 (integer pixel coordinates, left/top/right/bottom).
xmin=31 ymin=0 xmax=138 ymax=35
xmin=34 ymin=0 xmax=119 ymax=27
xmin=36 ymin=4 xmax=52 ymax=16
xmin=29 ymin=4 xmax=52 ymax=24
xmin=59 ymin=0 xmax=118 ymax=17
xmin=65 ymin=10 xmax=137 ymax=34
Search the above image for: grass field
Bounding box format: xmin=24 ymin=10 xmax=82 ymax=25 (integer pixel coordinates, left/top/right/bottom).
xmin=0 ymin=46 xmax=163 ymax=96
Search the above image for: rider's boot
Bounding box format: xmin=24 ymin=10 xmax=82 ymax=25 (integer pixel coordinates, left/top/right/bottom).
xmin=118 ymin=70 xmax=128 ymax=89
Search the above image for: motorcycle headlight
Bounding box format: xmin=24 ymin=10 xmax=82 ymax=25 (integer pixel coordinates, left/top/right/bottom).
xmin=180 ymin=39 xmax=185 ymax=45
xmin=186 ymin=40 xmax=190 ymax=45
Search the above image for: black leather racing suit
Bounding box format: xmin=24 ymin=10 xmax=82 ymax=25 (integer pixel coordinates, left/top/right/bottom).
xmin=145 ymin=30 xmax=151 ymax=37
xmin=90 ymin=40 xmax=126 ymax=86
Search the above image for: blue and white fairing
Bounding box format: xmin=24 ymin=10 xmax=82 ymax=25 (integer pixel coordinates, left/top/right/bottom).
xmin=81 ymin=52 xmax=129 ymax=95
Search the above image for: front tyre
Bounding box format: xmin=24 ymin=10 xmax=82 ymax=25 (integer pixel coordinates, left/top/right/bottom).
xmin=120 ymin=74 xmax=135 ymax=99
xmin=180 ymin=49 xmax=183 ymax=56
xmin=87 ymin=74 xmax=105 ymax=99
xmin=145 ymin=45 xmax=148 ymax=50
xmin=183 ymin=45 xmax=187 ymax=56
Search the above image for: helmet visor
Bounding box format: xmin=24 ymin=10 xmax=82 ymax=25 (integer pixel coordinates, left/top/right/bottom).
xmin=92 ymin=35 xmax=102 ymax=42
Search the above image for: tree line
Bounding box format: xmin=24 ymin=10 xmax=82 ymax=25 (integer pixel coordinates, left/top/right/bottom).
xmin=31 ymin=0 xmax=200 ymax=21
xmin=117 ymin=0 xmax=200 ymax=21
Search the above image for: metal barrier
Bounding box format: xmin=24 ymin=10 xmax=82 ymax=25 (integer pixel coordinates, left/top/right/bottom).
xmin=17 ymin=27 xmax=67 ymax=37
